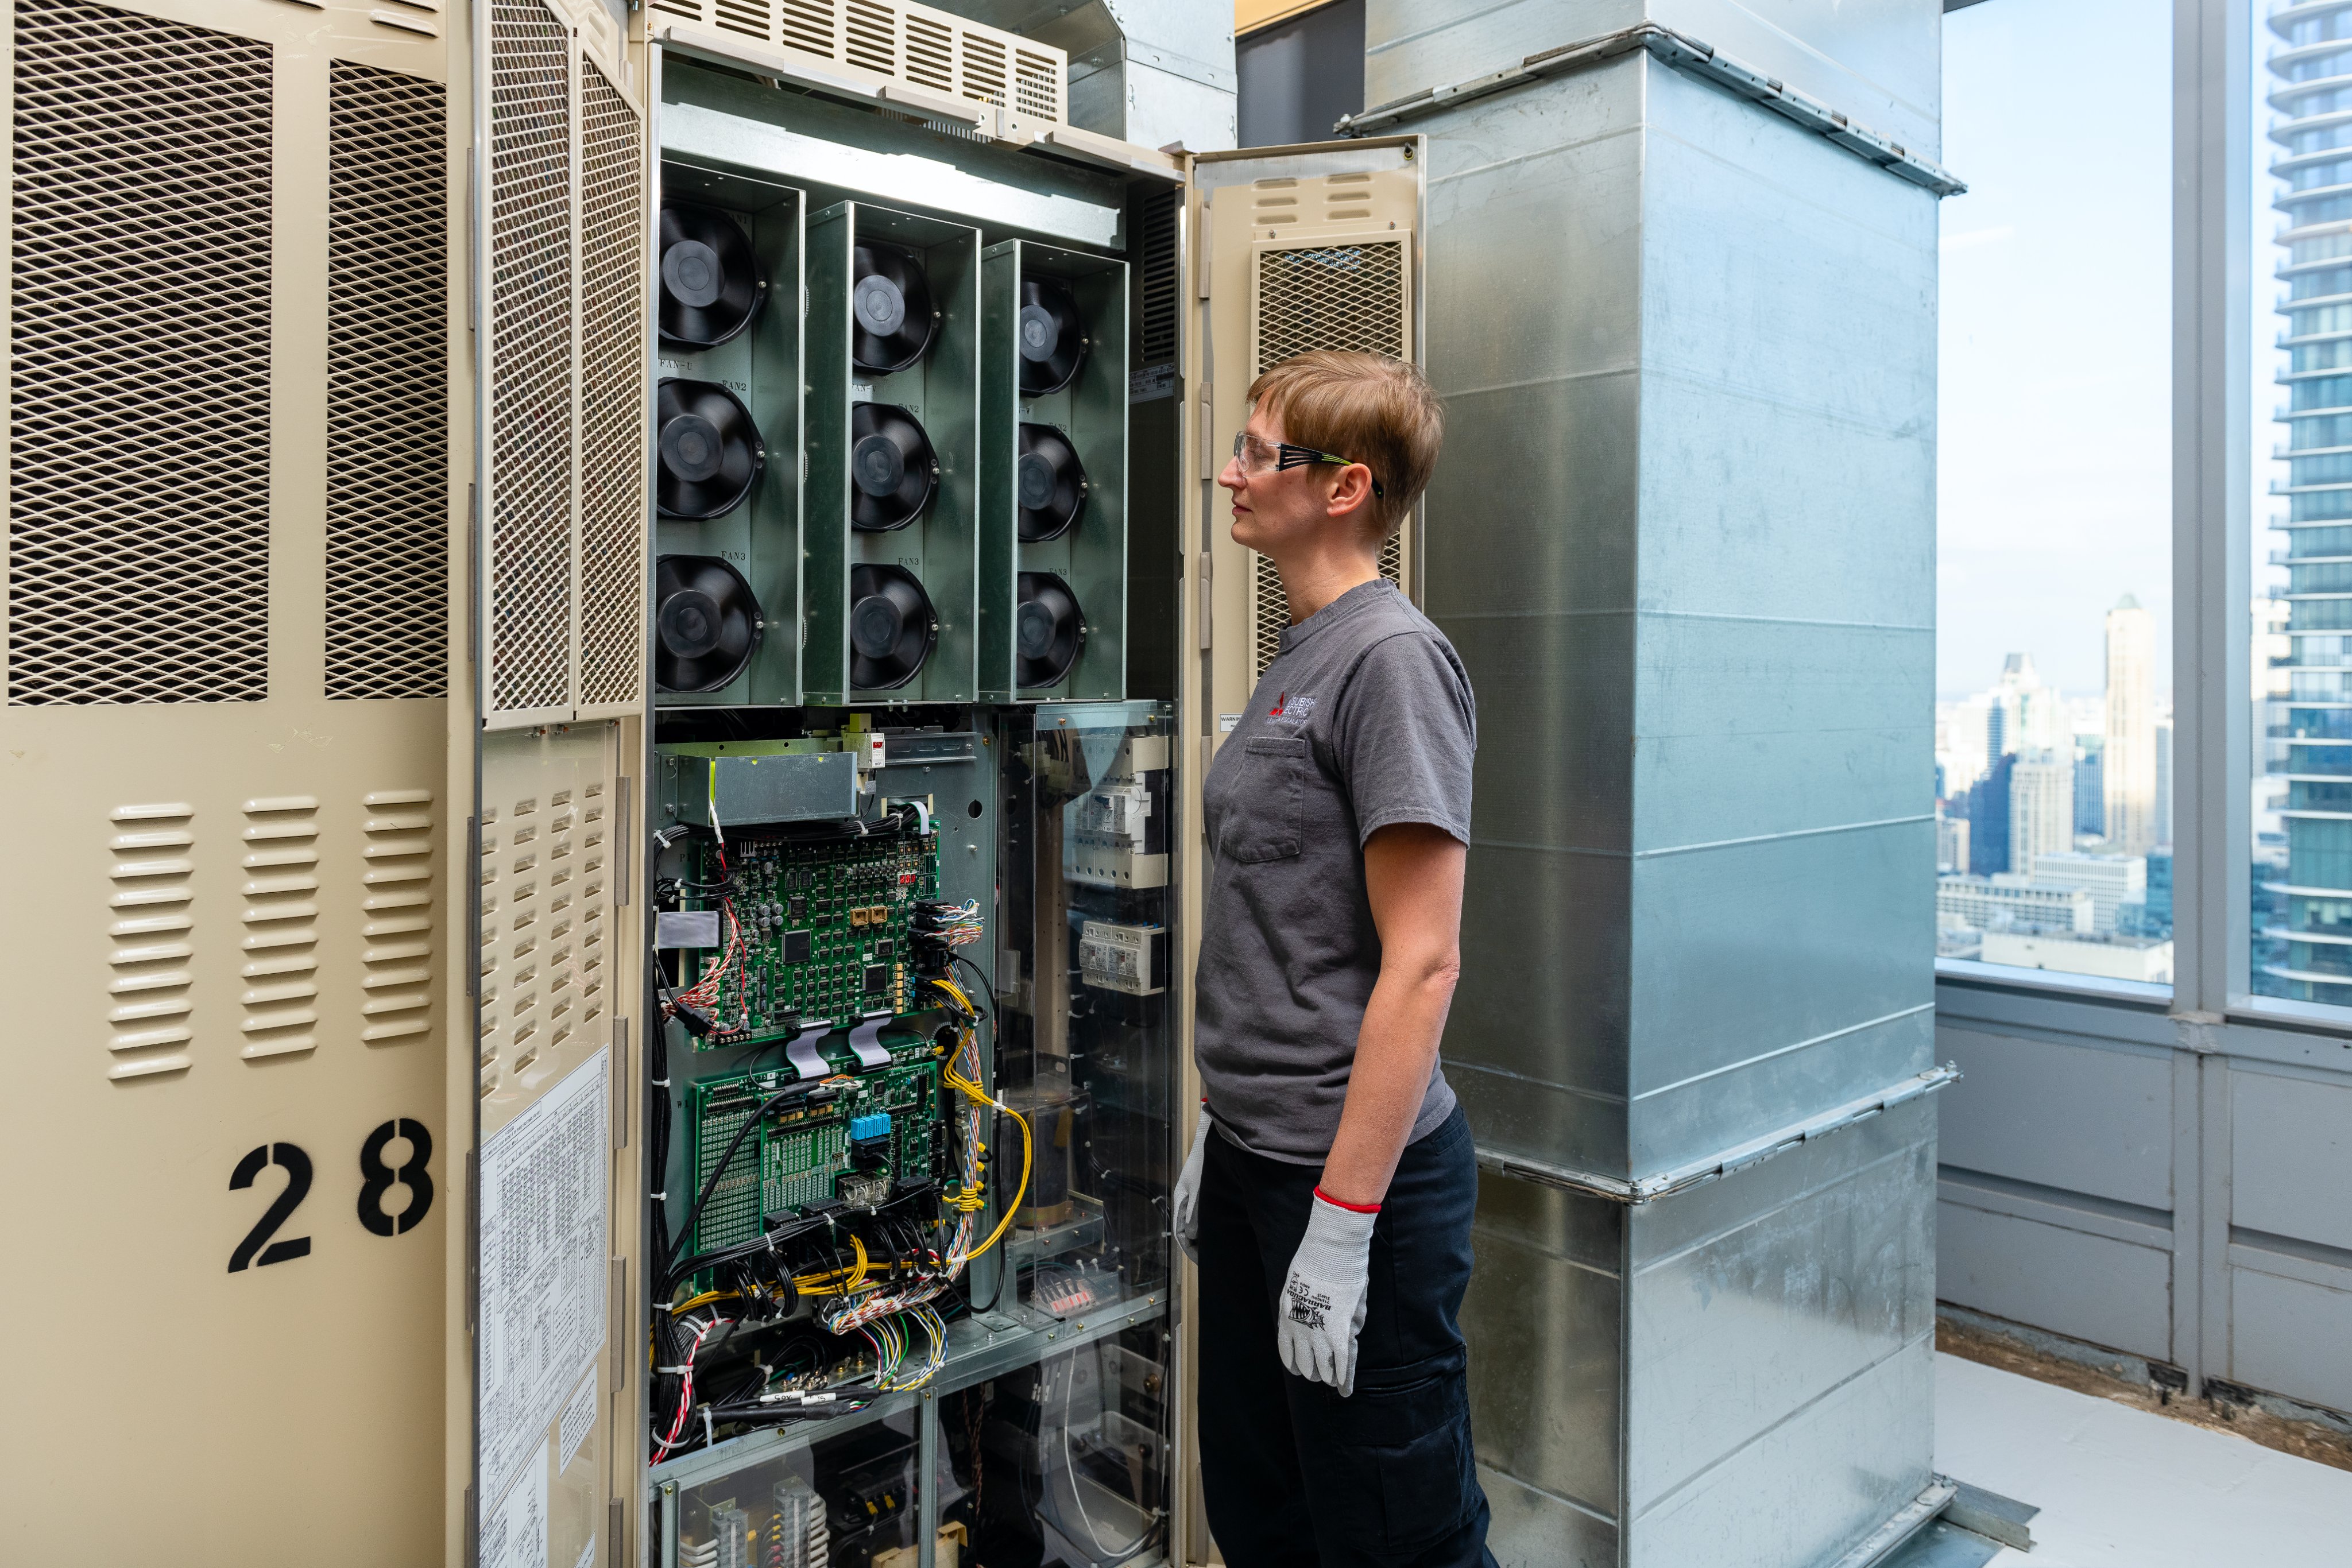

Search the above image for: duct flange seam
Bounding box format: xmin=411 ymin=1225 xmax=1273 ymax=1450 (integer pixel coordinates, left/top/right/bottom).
xmin=1472 ymin=1063 xmax=1963 ymax=1206
xmin=1336 ymin=22 xmax=1967 ymax=199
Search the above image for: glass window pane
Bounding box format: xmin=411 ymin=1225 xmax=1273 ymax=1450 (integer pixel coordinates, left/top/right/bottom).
xmin=1936 ymin=0 xmax=2175 ymax=989
xmin=2253 ymin=2 xmax=2352 ymax=1011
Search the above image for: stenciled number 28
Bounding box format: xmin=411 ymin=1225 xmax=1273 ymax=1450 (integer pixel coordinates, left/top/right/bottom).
xmin=227 ymin=1118 xmax=435 ymax=1273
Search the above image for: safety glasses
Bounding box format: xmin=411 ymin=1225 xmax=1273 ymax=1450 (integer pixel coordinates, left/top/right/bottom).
xmin=1231 ymin=431 xmax=1385 ymax=498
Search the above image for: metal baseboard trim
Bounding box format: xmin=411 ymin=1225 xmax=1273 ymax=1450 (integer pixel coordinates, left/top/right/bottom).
xmin=1829 ymin=1477 xmax=1958 ymax=1568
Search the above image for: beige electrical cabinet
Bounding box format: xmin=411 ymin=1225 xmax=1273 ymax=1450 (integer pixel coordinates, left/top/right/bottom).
xmin=0 ymin=1 xmax=1419 ymax=1562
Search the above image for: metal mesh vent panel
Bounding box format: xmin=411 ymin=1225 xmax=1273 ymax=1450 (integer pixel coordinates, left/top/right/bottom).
xmin=1138 ymin=187 xmax=1178 ymax=367
xmin=488 ymin=0 xmax=574 ymax=715
xmin=9 ymin=0 xmax=274 ymax=705
xmin=1252 ymin=241 xmax=1406 ymax=371
xmin=326 ymin=61 xmax=448 ymax=700
xmin=1249 ymin=240 xmax=1409 ymax=678
xmin=578 ymin=63 xmax=646 ymax=711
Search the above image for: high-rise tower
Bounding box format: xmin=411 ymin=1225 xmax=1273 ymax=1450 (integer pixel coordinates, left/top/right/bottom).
xmin=2011 ymin=748 xmax=2077 ymax=872
xmin=2103 ymin=595 xmax=2157 ymax=854
xmin=2266 ymin=2 xmax=2352 ymax=1005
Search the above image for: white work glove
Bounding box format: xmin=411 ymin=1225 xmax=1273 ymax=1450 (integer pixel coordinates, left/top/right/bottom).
xmin=1171 ymin=1104 xmax=1213 ymax=1262
xmin=1278 ymin=1190 xmax=1379 ymax=1396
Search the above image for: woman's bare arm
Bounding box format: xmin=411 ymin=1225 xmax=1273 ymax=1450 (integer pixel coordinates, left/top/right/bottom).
xmin=1317 ymin=822 xmax=1467 ymax=1206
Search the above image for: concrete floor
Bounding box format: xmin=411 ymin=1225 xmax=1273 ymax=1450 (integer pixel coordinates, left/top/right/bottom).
xmin=1934 ymin=1353 xmax=2352 ymax=1566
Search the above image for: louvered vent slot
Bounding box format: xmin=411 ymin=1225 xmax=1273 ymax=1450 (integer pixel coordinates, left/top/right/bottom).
xmin=1013 ymin=48 xmax=1058 ymax=119
xmin=9 ymin=0 xmax=273 ymax=706
xmin=579 ymin=63 xmax=648 ymax=713
xmin=1138 ymin=187 xmax=1178 ymax=367
xmin=478 ymin=804 xmax=501 ymax=1088
xmin=715 ymin=0 xmax=769 ymax=40
xmin=844 ymin=0 xmax=893 ymax=74
xmin=239 ymin=797 xmax=320 ymax=1058
xmin=903 ymin=14 xmax=952 ymax=91
xmin=361 ymin=789 xmax=436 ymax=1043
xmin=107 ymin=802 xmax=195 ymax=1079
xmin=488 ymin=0 xmax=574 ymax=717
xmin=543 ymin=794 xmax=578 ymax=1054
xmin=649 ymin=0 xmax=701 ymax=22
xmin=580 ymin=780 xmax=608 ymax=1029
xmin=960 ymin=31 xmax=1005 ymax=106
xmin=326 ymin=61 xmax=450 ymax=701
xmin=501 ymin=794 xmax=541 ymax=1079
xmin=779 ymin=0 xmax=834 ymax=54
xmin=1249 ymin=239 xmax=1411 ymax=676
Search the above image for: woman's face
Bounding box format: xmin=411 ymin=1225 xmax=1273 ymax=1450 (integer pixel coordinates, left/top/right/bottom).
xmin=1218 ymin=406 xmax=1344 ymax=560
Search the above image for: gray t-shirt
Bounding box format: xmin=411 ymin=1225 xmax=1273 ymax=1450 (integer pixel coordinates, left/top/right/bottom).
xmin=1194 ymin=578 xmax=1477 ymax=1163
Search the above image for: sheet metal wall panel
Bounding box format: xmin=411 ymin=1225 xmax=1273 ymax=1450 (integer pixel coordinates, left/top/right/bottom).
xmin=1634 ymin=69 xmax=1937 ymax=634
xmin=1937 ymin=1026 xmax=2175 ymax=1211
xmin=1463 ymin=1170 xmax=1626 ymax=1520
xmin=1625 ymin=1098 xmax=1936 ymax=1522
xmin=1626 ymin=1332 xmax=1935 ymax=1568
xmin=2229 ymin=1066 xmax=2352 ymax=1255
xmin=1446 ymin=582 xmax=1637 ymax=853
xmin=2228 ymin=1260 xmax=2352 ymax=1414
xmin=1481 ymin=1464 xmax=1620 ymax=1568
xmin=1364 ymin=0 xmax=1643 ymax=107
xmin=1448 ymin=841 xmax=1631 ymax=1176
xmin=1626 ymin=826 xmax=1934 ymax=1171
xmin=1417 ymin=59 xmax=1646 ymax=1176
xmin=1649 ymin=0 xmax=1941 ymax=156
xmin=1628 ymin=618 xmax=1928 ymax=853
xmin=1936 ymin=1198 xmax=2174 ymax=1361
xmin=1364 ymin=1 xmax=1941 ymax=156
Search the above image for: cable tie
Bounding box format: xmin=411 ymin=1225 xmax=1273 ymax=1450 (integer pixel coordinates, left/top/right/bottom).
xmin=655 ymin=1365 xmax=691 ymax=1375
xmin=650 ymin=1191 xmax=667 ymax=1201
xmin=703 ymin=1408 xmax=715 ymax=1448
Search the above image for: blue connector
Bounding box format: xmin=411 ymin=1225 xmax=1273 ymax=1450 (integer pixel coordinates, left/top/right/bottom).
xmin=849 ymin=1112 xmax=892 ymax=1143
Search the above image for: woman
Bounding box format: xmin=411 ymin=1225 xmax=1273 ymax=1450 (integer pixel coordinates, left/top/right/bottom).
xmin=1175 ymin=350 xmax=1493 ymax=1567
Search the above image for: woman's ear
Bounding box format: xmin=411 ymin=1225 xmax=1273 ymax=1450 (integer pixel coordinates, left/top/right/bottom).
xmin=1325 ymin=462 xmax=1378 ymax=522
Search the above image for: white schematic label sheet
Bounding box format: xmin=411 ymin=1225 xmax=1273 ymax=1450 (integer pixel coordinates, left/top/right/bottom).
xmin=478 ymin=1047 xmax=609 ymax=1502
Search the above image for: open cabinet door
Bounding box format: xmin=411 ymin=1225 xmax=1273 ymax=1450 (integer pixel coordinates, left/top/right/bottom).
xmin=458 ymin=2 xmax=652 ymax=1564
xmin=0 ymin=1 xmax=465 ymax=1558
xmin=1173 ymin=136 xmax=1427 ymax=1567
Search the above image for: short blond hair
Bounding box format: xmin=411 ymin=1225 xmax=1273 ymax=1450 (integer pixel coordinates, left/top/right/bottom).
xmin=1246 ymin=350 xmax=1443 ymax=538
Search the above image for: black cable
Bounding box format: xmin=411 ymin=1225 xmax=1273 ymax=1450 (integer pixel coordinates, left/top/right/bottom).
xmin=664 ymin=1079 xmax=822 ymax=1287
xmin=951 ymin=954 xmax=994 ymax=1022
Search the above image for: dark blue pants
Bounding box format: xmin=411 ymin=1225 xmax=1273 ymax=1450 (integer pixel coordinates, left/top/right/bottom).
xmin=1196 ymin=1104 xmax=1497 ymax=1568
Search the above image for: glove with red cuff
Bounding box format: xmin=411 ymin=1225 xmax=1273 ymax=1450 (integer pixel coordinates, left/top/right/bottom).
xmin=1277 ymin=1188 xmax=1379 ymax=1397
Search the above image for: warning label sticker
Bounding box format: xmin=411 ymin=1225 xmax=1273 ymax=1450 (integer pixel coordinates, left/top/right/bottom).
xmin=478 ymin=1049 xmax=609 ymax=1505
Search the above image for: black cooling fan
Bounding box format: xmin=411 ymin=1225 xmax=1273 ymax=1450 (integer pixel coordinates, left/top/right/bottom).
xmin=849 ymin=563 xmax=937 ymax=690
xmin=851 ymin=242 xmax=938 ymax=375
xmin=1015 ymin=423 xmax=1088 ymax=543
xmin=1016 ymin=571 xmax=1085 ymax=690
xmin=1017 ymin=276 xmax=1088 ymax=396
xmin=659 ymin=202 xmax=767 ymax=347
xmin=656 ymin=378 xmax=764 ymax=519
xmin=850 ymin=402 xmax=939 ymax=531
xmin=655 ymin=555 xmax=761 ymax=692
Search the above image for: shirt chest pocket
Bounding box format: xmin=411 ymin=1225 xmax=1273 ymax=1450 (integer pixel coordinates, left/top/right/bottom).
xmin=1221 ymin=736 xmax=1310 ymax=864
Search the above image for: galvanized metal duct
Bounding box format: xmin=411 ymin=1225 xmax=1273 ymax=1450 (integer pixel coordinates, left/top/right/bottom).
xmin=1382 ymin=2 xmax=1958 ymax=1563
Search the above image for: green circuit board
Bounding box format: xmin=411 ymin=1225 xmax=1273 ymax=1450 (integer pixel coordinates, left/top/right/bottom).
xmin=686 ymin=828 xmax=939 ymax=1048
xmin=687 ymin=1042 xmax=946 ymax=1259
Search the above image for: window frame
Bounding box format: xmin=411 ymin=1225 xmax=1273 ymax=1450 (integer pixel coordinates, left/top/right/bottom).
xmin=1932 ymin=0 xmax=2352 ymax=1045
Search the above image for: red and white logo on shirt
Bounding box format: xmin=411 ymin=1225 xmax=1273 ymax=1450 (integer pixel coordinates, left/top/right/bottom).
xmin=1268 ymin=691 xmax=1317 ymax=723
